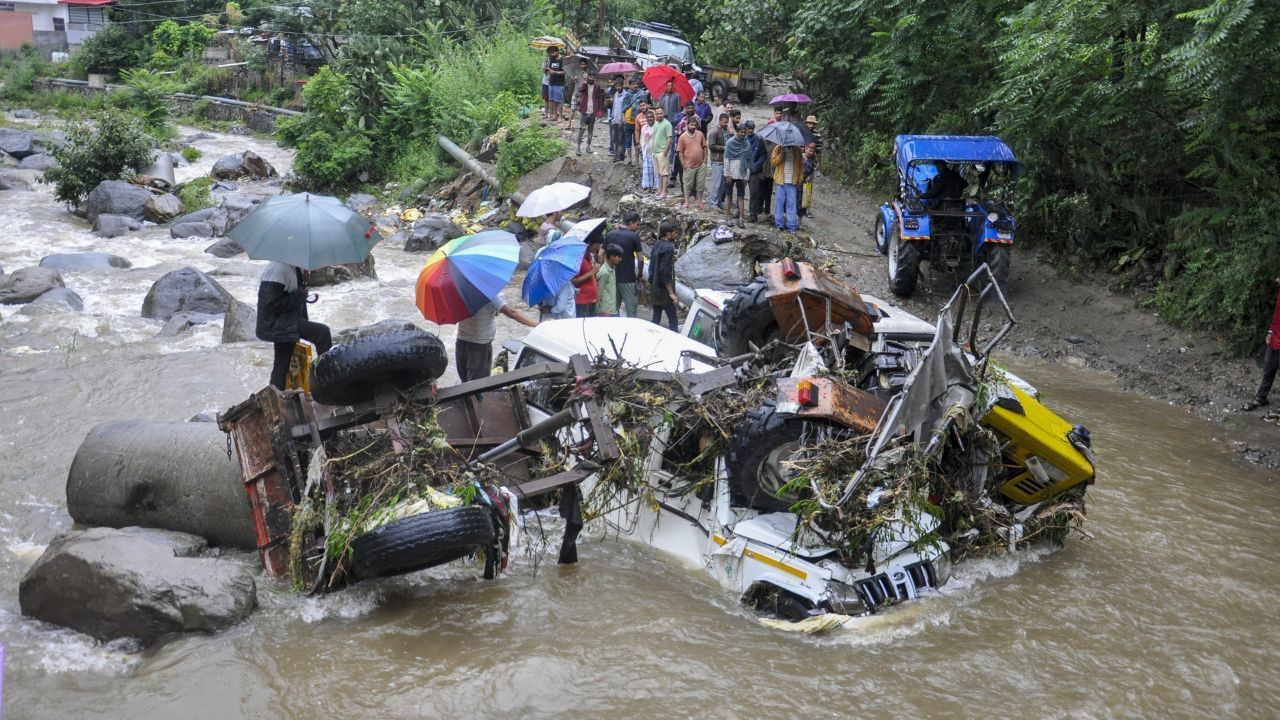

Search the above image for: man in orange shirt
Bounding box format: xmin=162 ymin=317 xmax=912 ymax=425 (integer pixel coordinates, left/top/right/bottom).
xmin=677 ymin=117 xmax=708 ymax=210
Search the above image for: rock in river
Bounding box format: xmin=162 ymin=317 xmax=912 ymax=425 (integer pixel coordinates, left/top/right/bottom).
xmin=93 ymin=213 xmax=143 ymax=238
xmin=171 ymin=221 xmax=216 ymax=239
xmin=17 ymin=153 xmax=58 ymax=171
xmin=18 ymin=526 xmax=256 ymax=644
xmin=204 ymin=237 xmax=244 ymax=258
xmin=221 ymin=299 xmax=257 ymax=343
xmin=0 ymin=266 xmax=65 ymax=304
xmin=211 ymin=150 xmax=277 ymax=180
xmin=141 ymin=267 xmax=236 ymax=321
xmin=307 ymin=254 xmax=377 ymax=286
xmin=0 ymin=128 xmax=35 ymax=159
xmin=40 ymin=252 xmax=132 ymax=271
xmin=144 ymin=192 xmax=184 ymax=223
xmin=22 ymin=287 xmax=84 ymax=312
xmin=405 ymin=213 xmax=465 ymax=252
xmin=83 ymin=180 xmax=151 ymax=223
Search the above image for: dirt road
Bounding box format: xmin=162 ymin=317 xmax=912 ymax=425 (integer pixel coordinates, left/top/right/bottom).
xmin=538 ymin=98 xmax=1278 ymax=470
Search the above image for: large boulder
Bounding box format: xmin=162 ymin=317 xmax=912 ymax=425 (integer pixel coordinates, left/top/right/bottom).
xmin=32 ymin=130 xmax=69 ymax=155
xmin=21 ymin=287 xmax=84 ymax=312
xmin=141 ymin=267 xmax=236 ymax=321
xmin=11 ymin=108 xmax=40 ymax=119
xmin=210 ymin=150 xmax=276 ymax=180
xmin=346 ymin=193 xmax=377 ymax=213
xmin=171 ymin=205 xmax=229 ymax=233
xmin=0 ymin=267 xmax=65 ymax=305
xmin=204 ymin=237 xmax=244 ymax=258
xmin=0 ymin=128 xmax=35 ymax=159
xmin=40 ymin=252 xmax=132 ymax=271
xmin=83 ymin=180 xmax=151 ymax=223
xmin=219 ymin=196 xmax=257 ymax=228
xmin=156 ymin=312 xmax=219 ymax=337
xmin=18 ymin=527 xmax=256 ymax=644
xmin=405 ymin=213 xmax=466 ymax=252
xmin=170 ymin=221 xmax=216 ymax=239
xmin=674 ymin=232 xmax=754 ymax=290
xmin=221 ymin=300 xmax=257 ymax=343
xmin=93 ymin=214 xmax=143 ymax=238
xmin=0 ymin=172 xmax=31 ymax=191
xmin=144 ymin=193 xmax=184 ymax=223
xmin=307 ymin=254 xmax=377 ymax=286
xmin=17 ymin=153 xmax=58 ymax=171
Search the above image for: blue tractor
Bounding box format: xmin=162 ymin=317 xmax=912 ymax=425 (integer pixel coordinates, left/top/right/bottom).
xmin=875 ymin=135 xmax=1019 ymax=296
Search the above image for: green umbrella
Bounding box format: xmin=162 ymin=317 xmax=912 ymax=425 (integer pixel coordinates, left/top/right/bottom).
xmin=228 ymin=193 xmax=382 ymax=270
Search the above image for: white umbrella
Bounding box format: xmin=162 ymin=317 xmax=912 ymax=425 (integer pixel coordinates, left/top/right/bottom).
xmin=517 ymin=182 xmax=592 ymax=218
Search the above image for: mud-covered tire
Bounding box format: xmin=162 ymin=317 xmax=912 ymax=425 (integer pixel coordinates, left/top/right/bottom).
xmin=874 ymin=214 xmax=889 ymax=255
xmin=716 ymin=278 xmax=779 ymax=356
xmin=887 ymin=232 xmax=920 ymax=297
xmin=726 ymin=400 xmax=838 ymax=513
xmin=984 ymin=244 xmax=1011 ymax=288
xmin=710 ymin=80 xmax=729 ymax=105
xmin=311 ymin=329 xmax=447 ymax=406
xmin=350 ymin=505 xmax=496 ymax=579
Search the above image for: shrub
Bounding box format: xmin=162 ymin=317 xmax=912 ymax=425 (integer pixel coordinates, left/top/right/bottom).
xmin=175 ymin=176 xmax=214 ymax=212
xmin=181 ymin=145 xmax=202 ymax=162
xmin=388 ymin=140 xmax=456 ymax=189
xmin=43 ymin=109 xmax=156 ymax=207
xmin=67 ymin=24 xmax=143 ymax=78
xmin=121 ymin=68 xmax=178 ymax=132
xmin=279 ymin=67 xmax=373 ymax=189
xmin=495 ymin=126 xmax=564 ymax=193
xmin=0 ymin=50 xmax=46 ymax=101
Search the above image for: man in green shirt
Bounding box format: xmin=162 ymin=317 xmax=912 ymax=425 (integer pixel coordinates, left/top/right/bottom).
xmin=650 ymin=107 xmax=674 ymax=200
xmin=596 ymin=244 xmax=623 ymax=316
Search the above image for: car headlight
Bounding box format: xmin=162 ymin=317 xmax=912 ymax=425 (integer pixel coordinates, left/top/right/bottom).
xmin=987 ymin=212 xmax=1000 ymax=223
xmin=824 ymin=581 xmax=870 ymax=616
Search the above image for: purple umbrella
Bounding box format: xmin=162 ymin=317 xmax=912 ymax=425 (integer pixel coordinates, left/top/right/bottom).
xmin=769 ymin=93 xmax=812 ymax=105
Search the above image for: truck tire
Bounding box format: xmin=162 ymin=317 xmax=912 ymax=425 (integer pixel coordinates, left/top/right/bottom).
xmin=984 ymin=244 xmax=1011 ymax=288
xmin=710 ymin=80 xmax=730 ymax=105
xmin=874 ymin=215 xmax=889 ymax=255
xmin=350 ymin=505 xmax=496 ymax=579
xmin=726 ymin=400 xmax=838 ymax=513
xmin=887 ymin=233 xmax=920 ymax=297
xmin=737 ymin=90 xmax=756 ymax=104
xmin=311 ymin=329 xmax=448 ymax=406
xmin=715 ymin=277 xmax=779 ymax=356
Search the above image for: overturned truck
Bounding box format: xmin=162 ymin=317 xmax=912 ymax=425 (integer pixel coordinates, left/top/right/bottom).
xmin=217 ymin=262 xmax=1095 ymax=625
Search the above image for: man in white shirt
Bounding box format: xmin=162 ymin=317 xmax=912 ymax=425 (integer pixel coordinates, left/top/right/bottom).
xmin=455 ymin=295 xmax=538 ymax=381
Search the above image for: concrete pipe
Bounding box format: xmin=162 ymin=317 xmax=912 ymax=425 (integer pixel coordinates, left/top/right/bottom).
xmin=66 ymin=420 xmax=257 ymax=549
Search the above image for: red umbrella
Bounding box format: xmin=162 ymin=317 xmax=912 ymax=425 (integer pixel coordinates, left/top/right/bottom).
xmin=642 ymin=65 xmax=695 ymax=106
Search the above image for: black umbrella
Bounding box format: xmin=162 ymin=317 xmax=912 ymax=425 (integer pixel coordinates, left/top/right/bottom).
xmin=757 ymin=121 xmax=817 ymax=148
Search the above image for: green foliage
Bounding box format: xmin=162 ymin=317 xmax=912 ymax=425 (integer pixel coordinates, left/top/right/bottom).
xmin=120 ymin=68 xmax=178 ymax=132
xmin=181 ymin=145 xmax=203 ymax=162
xmin=0 ymin=49 xmax=47 ymax=101
xmin=496 ymin=126 xmax=564 ymax=193
xmin=67 ymin=24 xmax=144 ymax=78
xmin=147 ymin=20 xmax=216 ymax=69
xmin=278 ymin=67 xmax=372 ymax=188
xmin=43 ymin=109 xmax=156 ymax=207
xmin=388 ymin=141 xmax=457 ymax=191
xmin=175 ymin=176 xmax=215 ymax=212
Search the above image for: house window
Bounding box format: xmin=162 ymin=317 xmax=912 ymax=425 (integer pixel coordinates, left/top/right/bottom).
xmin=53 ymin=17 xmax=66 ymax=31
xmin=67 ymin=7 xmax=106 ymax=29
xmin=0 ymin=2 xmax=16 ymax=11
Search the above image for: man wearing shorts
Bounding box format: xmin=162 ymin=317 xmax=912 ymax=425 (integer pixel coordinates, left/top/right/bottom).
xmin=545 ymin=47 xmax=566 ymax=123
xmin=650 ymin=107 xmax=674 ymax=200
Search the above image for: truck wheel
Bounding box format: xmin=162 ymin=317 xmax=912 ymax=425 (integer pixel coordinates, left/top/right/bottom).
xmin=727 ymin=399 xmax=842 ymax=513
xmin=887 ymin=233 xmax=920 ymax=297
xmin=711 ymin=80 xmax=729 ymax=105
xmin=311 ymin=328 xmax=448 ymax=406
xmin=984 ymin=244 xmax=1011 ymax=287
xmin=737 ymin=90 xmax=756 ymax=105
xmin=874 ymin=215 xmax=889 ymax=255
xmin=350 ymin=505 xmax=496 ymax=579
xmin=715 ymin=277 xmax=778 ymax=356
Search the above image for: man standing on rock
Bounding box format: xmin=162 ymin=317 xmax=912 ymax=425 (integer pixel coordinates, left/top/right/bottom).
xmin=1244 ymin=276 xmax=1280 ymax=411
xmin=455 ymin=295 xmax=538 ymax=382
xmin=605 ymin=74 xmax=628 ymax=160
xmin=707 ymin=112 xmax=729 ymax=210
xmin=771 ymin=142 xmax=803 ymax=232
xmin=722 ymin=122 xmax=752 ymax=227
xmin=649 ymin=219 xmax=682 ymax=331
xmin=576 ymin=70 xmax=605 ymax=156
xmin=651 ymin=107 xmax=674 ymax=200
xmin=256 ymin=262 xmax=332 ymax=390
xmin=604 ymin=211 xmax=645 ymax=317
xmin=677 ymin=118 xmax=708 ymax=210
xmin=746 ymin=121 xmax=772 ymax=223
xmin=546 ymin=47 xmax=567 ymax=124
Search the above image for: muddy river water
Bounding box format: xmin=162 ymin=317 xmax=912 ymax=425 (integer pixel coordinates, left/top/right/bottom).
xmin=1 ymin=127 xmax=1278 ymax=719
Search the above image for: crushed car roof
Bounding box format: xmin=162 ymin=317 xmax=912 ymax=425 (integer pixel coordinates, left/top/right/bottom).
xmin=520 ymin=318 xmax=717 ymax=373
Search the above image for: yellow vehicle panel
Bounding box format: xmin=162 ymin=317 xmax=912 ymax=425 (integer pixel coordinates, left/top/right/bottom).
xmin=981 ymin=384 xmax=1094 ymax=504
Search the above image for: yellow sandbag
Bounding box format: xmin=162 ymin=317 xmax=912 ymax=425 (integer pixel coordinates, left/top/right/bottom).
xmin=401 ymin=207 xmax=424 ymax=223
xmin=285 ymin=341 xmax=313 ymax=394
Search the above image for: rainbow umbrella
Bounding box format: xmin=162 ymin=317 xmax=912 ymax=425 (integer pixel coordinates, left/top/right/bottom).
xmin=415 ymin=230 xmax=520 ymax=325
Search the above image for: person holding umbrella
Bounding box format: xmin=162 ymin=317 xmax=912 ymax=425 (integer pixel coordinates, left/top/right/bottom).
xmin=256 ymin=262 xmax=331 ymax=390
xmin=658 ymin=79 xmax=682 ymax=121
xmin=230 ymin=192 xmax=381 ymax=390
xmin=455 ymin=296 xmax=537 ymax=381
xmin=772 ymin=139 xmax=804 ymax=232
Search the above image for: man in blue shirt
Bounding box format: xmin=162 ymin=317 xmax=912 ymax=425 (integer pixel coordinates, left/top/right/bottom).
xmin=605 ymin=75 xmax=631 ymax=161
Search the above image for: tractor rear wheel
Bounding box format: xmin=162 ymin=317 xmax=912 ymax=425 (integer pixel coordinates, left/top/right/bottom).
xmin=887 ymin=232 xmax=920 ymax=297
xmin=984 ymin=244 xmax=1012 ymax=288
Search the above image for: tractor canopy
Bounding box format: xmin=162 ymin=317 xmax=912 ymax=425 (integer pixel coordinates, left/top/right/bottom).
xmin=895 ymin=135 xmax=1018 ymax=178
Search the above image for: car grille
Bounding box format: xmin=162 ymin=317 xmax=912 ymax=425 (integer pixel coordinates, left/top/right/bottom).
xmin=856 ymin=561 xmax=938 ymax=609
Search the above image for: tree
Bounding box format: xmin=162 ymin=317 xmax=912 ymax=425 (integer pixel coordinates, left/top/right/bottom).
xmin=43 ymin=109 xmax=156 ymax=207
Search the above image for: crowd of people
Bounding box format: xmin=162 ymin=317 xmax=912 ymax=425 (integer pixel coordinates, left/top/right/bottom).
xmin=542 ymin=47 xmax=822 ymax=233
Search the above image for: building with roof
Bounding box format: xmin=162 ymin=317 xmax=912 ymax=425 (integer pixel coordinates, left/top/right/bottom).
xmin=0 ymin=0 xmax=113 ymax=55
